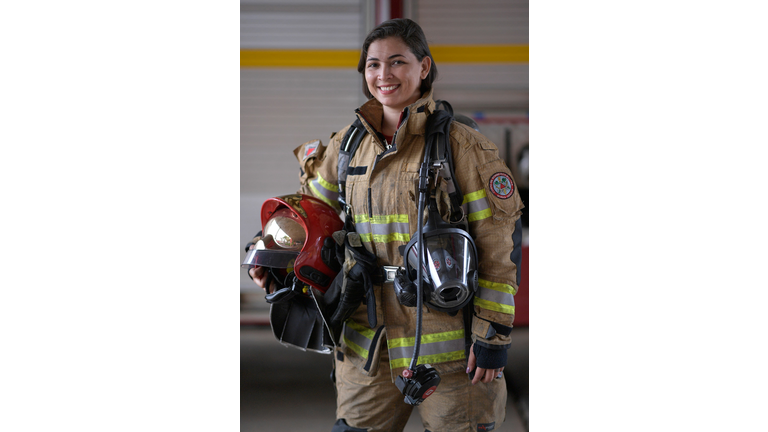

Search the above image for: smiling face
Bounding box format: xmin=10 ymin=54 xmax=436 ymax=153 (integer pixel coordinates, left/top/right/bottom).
xmin=364 ymin=37 xmax=431 ymax=113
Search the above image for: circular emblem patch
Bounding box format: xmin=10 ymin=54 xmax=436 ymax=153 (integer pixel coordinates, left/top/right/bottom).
xmin=489 ymin=172 xmax=514 ymax=199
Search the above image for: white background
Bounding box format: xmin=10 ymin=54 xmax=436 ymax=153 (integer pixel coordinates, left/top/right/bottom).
xmin=2 ymin=1 xmax=767 ymax=430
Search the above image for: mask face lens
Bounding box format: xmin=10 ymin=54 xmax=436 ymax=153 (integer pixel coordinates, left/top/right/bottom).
xmin=263 ymin=208 xmax=306 ymax=250
xmin=414 ymin=231 xmax=478 ymax=311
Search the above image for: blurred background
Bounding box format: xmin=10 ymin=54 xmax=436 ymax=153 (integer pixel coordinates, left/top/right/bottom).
xmin=240 ymin=0 xmax=529 ymax=430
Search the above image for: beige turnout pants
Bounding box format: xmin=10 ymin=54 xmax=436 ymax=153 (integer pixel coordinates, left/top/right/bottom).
xmin=334 ymin=339 xmax=506 ymax=432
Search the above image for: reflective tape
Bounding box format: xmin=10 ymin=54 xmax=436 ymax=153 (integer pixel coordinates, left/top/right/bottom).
xmin=309 ymin=173 xmax=340 ymax=209
xmin=475 ymin=279 xmax=516 ymax=314
xmin=387 ymin=329 xmax=466 ymax=369
xmin=342 ymin=320 xmax=376 ymax=359
xmin=354 ymin=214 xmax=411 ymax=243
xmin=462 ymin=189 xmax=491 ymax=222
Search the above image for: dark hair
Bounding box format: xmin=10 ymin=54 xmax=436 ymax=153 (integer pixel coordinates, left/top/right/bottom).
xmin=357 ymin=18 xmax=438 ymax=99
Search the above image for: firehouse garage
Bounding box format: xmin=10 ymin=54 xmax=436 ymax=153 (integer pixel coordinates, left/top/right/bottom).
xmin=241 ymin=1 xmax=529 ymax=431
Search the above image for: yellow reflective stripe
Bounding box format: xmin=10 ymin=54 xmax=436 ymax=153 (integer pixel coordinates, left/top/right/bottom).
xmin=474 ymin=297 xmax=516 ymax=314
xmin=463 ymin=189 xmax=492 ymax=222
xmin=479 ymin=278 xmax=517 ymax=296
xmin=389 ymin=350 xmax=467 ymax=369
xmin=387 ymin=329 xmax=465 ymax=349
xmin=354 ymin=214 xmax=409 ymax=224
xmin=309 ymin=183 xmax=340 ymax=209
xmin=345 ymin=320 xmax=376 ymax=339
xmin=359 ymin=232 xmax=410 ymax=243
xmin=342 ymin=335 xmax=369 ymax=359
xmin=467 ymin=208 xmax=492 ymax=222
xmin=462 ymin=189 xmax=487 ymax=205
xmin=316 ymin=173 xmax=339 ymax=192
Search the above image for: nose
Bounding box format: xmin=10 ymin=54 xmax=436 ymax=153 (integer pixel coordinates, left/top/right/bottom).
xmin=379 ymin=64 xmax=392 ymax=80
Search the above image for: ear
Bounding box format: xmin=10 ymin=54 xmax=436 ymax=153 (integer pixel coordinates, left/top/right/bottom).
xmin=420 ymin=56 xmax=432 ymax=80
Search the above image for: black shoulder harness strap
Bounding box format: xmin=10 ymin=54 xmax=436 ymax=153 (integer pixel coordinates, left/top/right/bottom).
xmin=337 ymin=117 xmax=366 ymax=212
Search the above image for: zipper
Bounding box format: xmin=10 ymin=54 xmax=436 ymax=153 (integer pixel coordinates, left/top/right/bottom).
xmin=377 ymin=107 xmax=410 ymax=161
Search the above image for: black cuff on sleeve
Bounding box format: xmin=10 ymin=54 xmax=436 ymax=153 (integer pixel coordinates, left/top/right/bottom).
xmin=473 ymin=343 xmax=508 ymax=370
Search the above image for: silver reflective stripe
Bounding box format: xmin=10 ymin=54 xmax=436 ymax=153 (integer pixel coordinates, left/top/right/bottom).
xmin=388 ymin=338 xmax=465 ymax=363
xmin=461 ymin=189 xmax=492 ymax=222
xmin=309 ymin=173 xmax=340 ymax=206
xmin=354 ymin=220 xmax=371 ymax=235
xmin=477 ymin=285 xmax=516 ymax=308
xmin=342 ymin=321 xmax=375 ymax=359
xmin=310 ymin=182 xmax=339 ymax=206
xmin=463 ymin=196 xmax=489 ymax=216
xmin=344 ymin=326 xmax=372 ymax=352
xmin=371 ymin=221 xmax=409 ymax=235
xmin=354 ymin=214 xmax=411 ymax=243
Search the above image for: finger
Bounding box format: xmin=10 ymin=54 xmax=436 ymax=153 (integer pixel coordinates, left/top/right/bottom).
xmin=472 ymin=367 xmax=485 ymax=385
xmin=466 ymin=343 xmax=477 ymax=375
xmin=483 ymin=369 xmax=495 ymax=383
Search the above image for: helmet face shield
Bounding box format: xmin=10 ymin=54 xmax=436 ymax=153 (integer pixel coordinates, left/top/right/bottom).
xmin=262 ymin=208 xmax=306 ymax=250
xmin=241 ymin=234 xmax=299 ymax=269
xmin=404 ymin=228 xmax=479 ymax=312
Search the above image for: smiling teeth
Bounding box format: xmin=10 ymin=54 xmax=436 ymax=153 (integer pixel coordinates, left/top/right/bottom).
xmin=380 ymin=85 xmax=399 ymax=91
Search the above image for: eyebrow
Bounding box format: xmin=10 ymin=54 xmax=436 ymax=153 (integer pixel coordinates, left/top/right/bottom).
xmin=366 ymin=54 xmax=406 ymax=62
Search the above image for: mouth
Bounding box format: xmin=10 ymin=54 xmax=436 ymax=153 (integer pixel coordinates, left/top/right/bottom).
xmin=378 ymin=84 xmax=400 ymax=94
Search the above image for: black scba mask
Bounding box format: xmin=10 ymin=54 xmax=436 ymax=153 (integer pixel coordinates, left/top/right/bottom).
xmin=394 ymin=200 xmax=479 ymax=313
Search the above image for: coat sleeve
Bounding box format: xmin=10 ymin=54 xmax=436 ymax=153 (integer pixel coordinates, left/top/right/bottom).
xmin=292 ymin=126 xmax=350 ymax=213
xmin=449 ymin=124 xmax=525 ymax=351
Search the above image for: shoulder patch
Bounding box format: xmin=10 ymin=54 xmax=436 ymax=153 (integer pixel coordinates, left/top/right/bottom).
xmin=302 ymin=139 xmax=320 ymax=161
xmin=489 ymin=172 xmax=514 ymax=199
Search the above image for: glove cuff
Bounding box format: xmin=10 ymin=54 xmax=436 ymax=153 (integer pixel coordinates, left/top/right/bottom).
xmin=472 ymin=343 xmax=508 ymax=370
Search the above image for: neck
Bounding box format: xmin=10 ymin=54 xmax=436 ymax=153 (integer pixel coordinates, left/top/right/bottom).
xmin=381 ymin=105 xmax=403 ymax=136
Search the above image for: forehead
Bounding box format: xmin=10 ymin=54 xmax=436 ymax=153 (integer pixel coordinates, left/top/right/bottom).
xmin=366 ymin=37 xmax=414 ymax=60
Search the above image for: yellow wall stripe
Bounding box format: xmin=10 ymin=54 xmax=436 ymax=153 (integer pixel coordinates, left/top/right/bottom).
xmin=241 ymin=49 xmax=360 ymax=68
xmin=241 ymin=45 xmax=529 ymax=68
xmin=430 ymin=45 xmax=528 ymax=64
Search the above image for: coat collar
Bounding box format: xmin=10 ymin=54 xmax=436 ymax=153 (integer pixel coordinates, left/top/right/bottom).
xmin=356 ymin=90 xmax=437 ymax=142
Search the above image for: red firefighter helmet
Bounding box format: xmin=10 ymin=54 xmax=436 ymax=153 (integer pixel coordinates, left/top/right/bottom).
xmin=242 ymin=194 xmax=343 ymax=292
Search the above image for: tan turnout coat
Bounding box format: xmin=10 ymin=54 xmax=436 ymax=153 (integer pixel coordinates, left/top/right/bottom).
xmin=293 ymin=91 xmax=524 ymax=380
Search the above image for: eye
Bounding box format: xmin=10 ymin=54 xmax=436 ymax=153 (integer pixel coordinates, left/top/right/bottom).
xmin=367 ymin=62 xmax=379 ymax=69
